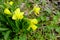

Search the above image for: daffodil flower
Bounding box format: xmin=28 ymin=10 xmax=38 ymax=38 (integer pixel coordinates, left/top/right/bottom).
xmin=33 ymin=5 xmax=40 ymax=16
xmin=31 ymin=24 xmax=37 ymax=31
xmin=27 ymin=24 xmax=37 ymax=31
xmin=4 ymin=8 xmax=11 ymax=15
xmin=12 ymin=12 xmax=24 ymax=20
xmin=9 ymin=1 xmax=14 ymax=5
xmin=30 ymin=19 xmax=38 ymax=24
xmin=12 ymin=8 xmax=24 ymax=20
xmin=27 ymin=19 xmax=38 ymax=31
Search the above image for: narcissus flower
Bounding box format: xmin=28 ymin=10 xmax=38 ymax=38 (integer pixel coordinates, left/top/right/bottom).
xmin=33 ymin=5 xmax=40 ymax=16
xmin=14 ymin=8 xmax=20 ymax=14
xmin=9 ymin=1 xmax=14 ymax=5
xmin=4 ymin=8 xmax=11 ymax=15
xmin=30 ymin=19 xmax=38 ymax=24
xmin=27 ymin=24 xmax=37 ymax=31
xmin=12 ymin=12 xmax=24 ymax=20
xmin=12 ymin=8 xmax=24 ymax=20
xmin=27 ymin=19 xmax=38 ymax=31
xmin=31 ymin=24 xmax=37 ymax=31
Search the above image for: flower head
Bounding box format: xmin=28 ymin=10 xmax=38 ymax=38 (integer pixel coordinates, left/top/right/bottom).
xmin=30 ymin=19 xmax=38 ymax=24
xmin=4 ymin=8 xmax=11 ymax=15
xmin=33 ymin=5 xmax=40 ymax=16
xmin=27 ymin=24 xmax=37 ymax=31
xmin=9 ymin=1 xmax=14 ymax=5
xmin=12 ymin=8 xmax=24 ymax=20
xmin=31 ymin=24 xmax=37 ymax=31
xmin=14 ymin=8 xmax=20 ymax=14
xmin=27 ymin=19 xmax=38 ymax=31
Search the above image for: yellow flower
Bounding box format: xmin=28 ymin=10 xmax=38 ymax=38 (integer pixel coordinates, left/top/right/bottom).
xmin=27 ymin=19 xmax=38 ymax=31
xmin=4 ymin=8 xmax=11 ymax=15
xmin=9 ymin=1 xmax=14 ymax=5
xmin=27 ymin=24 xmax=37 ymax=31
xmin=31 ymin=24 xmax=37 ymax=31
xmin=12 ymin=8 xmax=24 ymax=20
xmin=14 ymin=8 xmax=20 ymax=14
xmin=12 ymin=12 xmax=24 ymax=20
xmin=33 ymin=6 xmax=40 ymax=16
xmin=30 ymin=19 xmax=38 ymax=24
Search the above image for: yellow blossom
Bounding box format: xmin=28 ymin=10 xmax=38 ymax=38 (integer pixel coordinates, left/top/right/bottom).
xmin=12 ymin=8 xmax=24 ymax=20
xmin=27 ymin=19 xmax=38 ymax=31
xmin=31 ymin=24 xmax=37 ymax=31
xmin=30 ymin=19 xmax=38 ymax=24
xmin=33 ymin=5 xmax=40 ymax=16
xmin=9 ymin=1 xmax=14 ymax=5
xmin=27 ymin=24 xmax=37 ymax=31
xmin=4 ymin=8 xmax=11 ymax=15
xmin=14 ymin=8 xmax=20 ymax=14
xmin=12 ymin=12 xmax=24 ymax=20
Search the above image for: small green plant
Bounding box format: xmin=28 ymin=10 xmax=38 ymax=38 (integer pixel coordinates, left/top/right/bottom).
xmin=0 ymin=0 xmax=40 ymax=40
xmin=0 ymin=0 xmax=60 ymax=40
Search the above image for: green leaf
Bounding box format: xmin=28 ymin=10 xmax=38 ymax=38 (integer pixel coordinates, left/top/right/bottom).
xmin=0 ymin=0 xmax=4 ymax=4
xmin=13 ymin=36 xmax=18 ymax=40
xmin=19 ymin=34 xmax=27 ymax=40
xmin=6 ymin=16 xmax=15 ymax=30
xmin=56 ymin=11 xmax=60 ymax=16
xmin=40 ymin=16 xmax=46 ymax=21
xmin=42 ymin=0 xmax=46 ymax=5
xmin=0 ymin=28 xmax=8 ymax=31
xmin=4 ymin=30 xmax=11 ymax=40
xmin=45 ymin=7 xmax=51 ymax=14
xmin=53 ymin=16 xmax=58 ymax=23
xmin=0 ymin=14 xmax=7 ymax=22
xmin=56 ymin=27 xmax=60 ymax=33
